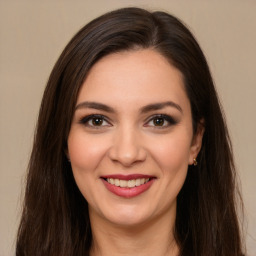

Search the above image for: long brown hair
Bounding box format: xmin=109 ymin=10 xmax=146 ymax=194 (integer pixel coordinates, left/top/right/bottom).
xmin=16 ymin=7 xmax=244 ymax=256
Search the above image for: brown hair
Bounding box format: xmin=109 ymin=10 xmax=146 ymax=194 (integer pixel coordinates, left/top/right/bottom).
xmin=16 ymin=7 xmax=244 ymax=256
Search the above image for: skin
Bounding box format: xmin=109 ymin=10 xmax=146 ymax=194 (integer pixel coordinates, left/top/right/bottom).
xmin=67 ymin=49 xmax=204 ymax=256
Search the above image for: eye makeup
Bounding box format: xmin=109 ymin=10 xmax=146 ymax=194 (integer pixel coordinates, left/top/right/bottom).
xmin=78 ymin=112 xmax=179 ymax=130
xmin=144 ymin=114 xmax=179 ymax=128
xmin=79 ymin=114 xmax=112 ymax=128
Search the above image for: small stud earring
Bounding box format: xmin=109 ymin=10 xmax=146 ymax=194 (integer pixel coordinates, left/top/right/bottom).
xmin=193 ymin=158 xmax=198 ymax=166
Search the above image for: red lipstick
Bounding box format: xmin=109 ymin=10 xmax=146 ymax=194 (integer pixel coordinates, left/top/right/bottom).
xmin=101 ymin=174 xmax=155 ymax=198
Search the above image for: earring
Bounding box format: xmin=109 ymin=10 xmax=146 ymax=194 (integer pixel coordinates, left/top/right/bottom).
xmin=193 ymin=158 xmax=198 ymax=166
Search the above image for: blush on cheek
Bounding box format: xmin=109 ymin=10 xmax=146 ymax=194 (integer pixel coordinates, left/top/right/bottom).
xmin=151 ymin=145 xmax=190 ymax=185
xmin=155 ymin=140 xmax=190 ymax=165
xmin=68 ymin=135 xmax=109 ymax=172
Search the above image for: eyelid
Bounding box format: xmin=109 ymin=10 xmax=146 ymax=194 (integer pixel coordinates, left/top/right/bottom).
xmin=79 ymin=114 xmax=112 ymax=127
xmin=78 ymin=113 xmax=177 ymax=129
xmin=144 ymin=114 xmax=178 ymax=127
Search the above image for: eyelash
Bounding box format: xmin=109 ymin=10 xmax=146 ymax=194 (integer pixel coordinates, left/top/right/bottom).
xmin=145 ymin=114 xmax=178 ymax=128
xmin=79 ymin=114 xmax=177 ymax=129
xmin=79 ymin=114 xmax=111 ymax=128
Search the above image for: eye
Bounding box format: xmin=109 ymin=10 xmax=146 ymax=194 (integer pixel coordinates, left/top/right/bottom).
xmin=79 ymin=114 xmax=111 ymax=128
xmin=145 ymin=114 xmax=177 ymax=128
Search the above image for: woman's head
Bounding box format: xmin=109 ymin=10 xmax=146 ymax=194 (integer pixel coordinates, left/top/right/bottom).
xmin=17 ymin=7 xmax=243 ymax=256
xmin=67 ymin=48 xmax=204 ymax=229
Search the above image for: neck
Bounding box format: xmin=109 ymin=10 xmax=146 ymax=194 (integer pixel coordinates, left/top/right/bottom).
xmin=89 ymin=208 xmax=179 ymax=256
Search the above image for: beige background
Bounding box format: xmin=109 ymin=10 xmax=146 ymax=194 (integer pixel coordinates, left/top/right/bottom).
xmin=0 ymin=0 xmax=255 ymax=255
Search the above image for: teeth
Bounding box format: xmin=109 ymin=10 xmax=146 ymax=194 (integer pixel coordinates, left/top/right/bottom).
xmin=114 ymin=179 xmax=120 ymax=186
xmin=128 ymin=180 xmax=135 ymax=188
xmin=120 ymin=180 xmax=127 ymax=188
xmin=106 ymin=178 xmax=150 ymax=188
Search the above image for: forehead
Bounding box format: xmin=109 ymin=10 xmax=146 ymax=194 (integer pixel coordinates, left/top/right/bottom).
xmin=77 ymin=49 xmax=189 ymax=112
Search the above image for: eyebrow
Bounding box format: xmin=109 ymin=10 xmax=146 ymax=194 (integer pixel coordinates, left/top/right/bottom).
xmin=75 ymin=101 xmax=182 ymax=113
xmin=75 ymin=101 xmax=115 ymax=112
xmin=140 ymin=101 xmax=183 ymax=114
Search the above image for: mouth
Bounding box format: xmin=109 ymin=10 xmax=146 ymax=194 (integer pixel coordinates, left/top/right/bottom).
xmin=104 ymin=177 xmax=150 ymax=188
xmin=101 ymin=174 xmax=156 ymax=198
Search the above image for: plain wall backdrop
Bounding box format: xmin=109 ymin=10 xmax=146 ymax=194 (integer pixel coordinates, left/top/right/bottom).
xmin=0 ymin=0 xmax=255 ymax=255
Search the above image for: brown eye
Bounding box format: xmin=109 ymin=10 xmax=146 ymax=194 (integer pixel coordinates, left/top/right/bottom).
xmin=145 ymin=114 xmax=177 ymax=128
xmin=92 ymin=117 xmax=104 ymax=126
xmin=79 ymin=114 xmax=111 ymax=128
xmin=153 ymin=117 xmax=165 ymax=126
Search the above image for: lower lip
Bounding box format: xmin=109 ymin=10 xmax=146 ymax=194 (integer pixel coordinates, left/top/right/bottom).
xmin=102 ymin=179 xmax=155 ymax=198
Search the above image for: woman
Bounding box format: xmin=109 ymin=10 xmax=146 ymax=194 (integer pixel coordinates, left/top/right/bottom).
xmin=16 ymin=7 xmax=244 ymax=256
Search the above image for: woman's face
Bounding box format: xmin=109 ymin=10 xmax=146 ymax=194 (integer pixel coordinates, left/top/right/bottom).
xmin=68 ymin=49 xmax=203 ymax=227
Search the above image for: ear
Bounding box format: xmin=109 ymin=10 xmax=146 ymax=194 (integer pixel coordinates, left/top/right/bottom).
xmin=188 ymin=119 xmax=205 ymax=165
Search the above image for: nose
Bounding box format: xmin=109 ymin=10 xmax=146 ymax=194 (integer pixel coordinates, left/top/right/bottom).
xmin=108 ymin=127 xmax=147 ymax=167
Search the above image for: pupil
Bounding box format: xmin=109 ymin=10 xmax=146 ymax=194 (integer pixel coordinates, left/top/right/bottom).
xmin=92 ymin=118 xmax=103 ymax=126
xmin=154 ymin=118 xmax=164 ymax=126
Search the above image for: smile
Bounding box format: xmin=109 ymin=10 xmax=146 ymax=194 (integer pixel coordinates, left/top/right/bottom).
xmin=101 ymin=174 xmax=155 ymax=198
xmin=106 ymin=178 xmax=150 ymax=188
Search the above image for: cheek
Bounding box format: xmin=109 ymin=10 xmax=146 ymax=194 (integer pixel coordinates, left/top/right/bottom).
xmin=148 ymin=133 xmax=191 ymax=209
xmin=67 ymin=132 xmax=110 ymax=203
xmin=67 ymin=132 xmax=109 ymax=173
xmin=149 ymin=133 xmax=192 ymax=172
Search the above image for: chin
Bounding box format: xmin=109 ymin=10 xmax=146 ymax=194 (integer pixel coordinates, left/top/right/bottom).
xmin=96 ymin=202 xmax=154 ymax=228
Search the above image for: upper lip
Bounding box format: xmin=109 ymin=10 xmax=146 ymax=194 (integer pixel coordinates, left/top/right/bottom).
xmin=101 ymin=174 xmax=155 ymax=180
